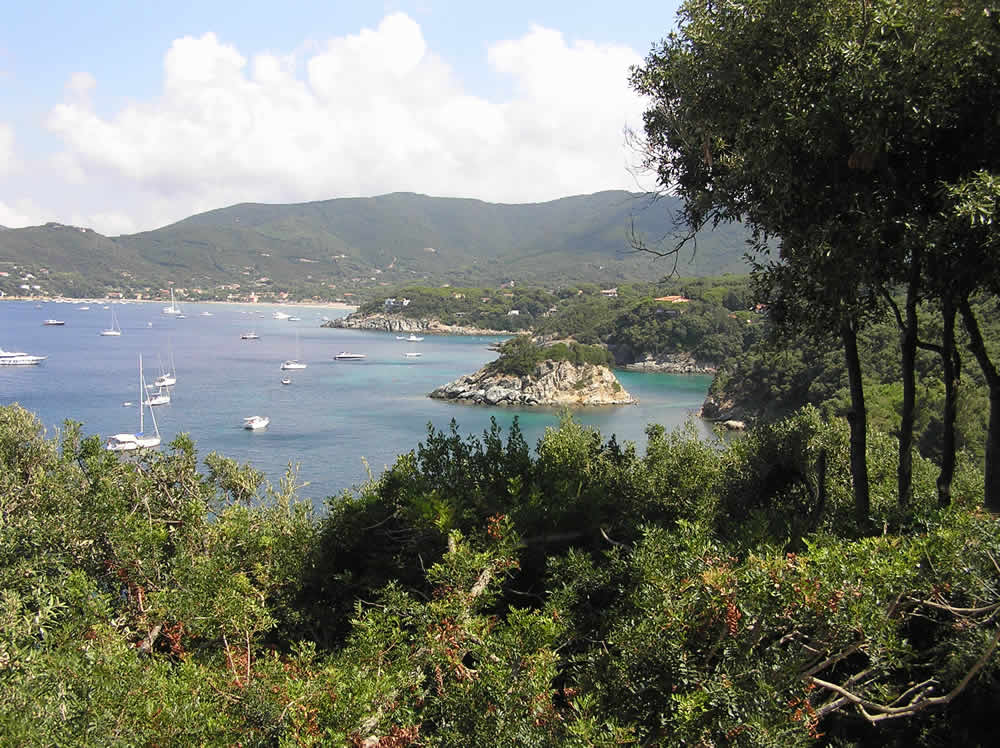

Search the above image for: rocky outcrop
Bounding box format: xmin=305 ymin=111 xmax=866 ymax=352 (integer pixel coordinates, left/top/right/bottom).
xmin=429 ymin=360 xmax=636 ymax=407
xmin=623 ymin=353 xmax=717 ymax=374
xmin=699 ymin=391 xmax=747 ymax=422
xmin=323 ymin=313 xmax=514 ymax=336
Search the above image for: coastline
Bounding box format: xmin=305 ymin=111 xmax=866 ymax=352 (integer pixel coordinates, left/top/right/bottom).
xmin=1 ymin=296 xmax=358 ymax=312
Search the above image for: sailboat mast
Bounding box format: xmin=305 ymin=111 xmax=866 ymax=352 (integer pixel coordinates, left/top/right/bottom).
xmin=147 ymin=381 xmax=159 ymax=437
xmin=138 ymin=354 xmax=144 ymax=434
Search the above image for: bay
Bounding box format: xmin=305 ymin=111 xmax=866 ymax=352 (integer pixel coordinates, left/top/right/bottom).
xmin=0 ymin=299 xmax=713 ymax=507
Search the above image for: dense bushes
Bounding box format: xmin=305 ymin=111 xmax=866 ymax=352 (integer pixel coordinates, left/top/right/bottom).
xmin=1 ymin=403 xmax=997 ymax=745
xmin=486 ymin=336 xmax=615 ymax=377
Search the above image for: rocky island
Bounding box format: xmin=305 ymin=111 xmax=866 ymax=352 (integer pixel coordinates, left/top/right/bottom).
xmin=322 ymin=313 xmax=514 ymax=337
xmin=429 ymin=338 xmax=635 ymax=407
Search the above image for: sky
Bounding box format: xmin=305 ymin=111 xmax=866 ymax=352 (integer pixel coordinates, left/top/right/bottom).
xmin=0 ymin=0 xmax=682 ymax=235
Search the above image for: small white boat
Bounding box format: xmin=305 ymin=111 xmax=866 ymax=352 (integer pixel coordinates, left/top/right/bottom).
xmin=396 ymin=334 xmax=424 ymax=342
xmin=100 ymin=307 xmax=122 ymax=336
xmin=162 ymin=288 xmax=182 ymax=316
xmin=107 ymin=354 xmax=161 ymax=451
xmin=281 ymin=377 xmax=292 ymax=385
xmin=288 ymin=316 xmax=301 ymax=321
xmin=281 ymin=330 xmax=307 ymax=369
xmin=334 ymin=352 xmax=367 ymax=360
xmin=43 ymin=319 xmax=65 ymax=326
xmin=241 ymin=331 xmax=260 ymax=340
xmin=143 ymin=385 xmax=171 ymax=406
xmin=153 ymin=347 xmax=177 ymax=387
xmin=403 ymin=352 xmax=423 ymax=358
xmin=243 ymin=415 xmax=270 ymax=430
xmin=201 ymin=311 xmax=213 ymax=316
xmin=272 ymin=311 xmax=291 ymax=320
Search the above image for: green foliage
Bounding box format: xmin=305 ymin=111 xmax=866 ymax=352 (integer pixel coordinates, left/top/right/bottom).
xmin=2 ymin=399 xmax=999 ymax=745
xmin=485 ymin=336 xmax=615 ymax=377
xmin=0 ymin=191 xmax=753 ymax=299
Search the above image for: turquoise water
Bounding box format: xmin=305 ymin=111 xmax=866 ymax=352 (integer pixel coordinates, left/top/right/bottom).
xmin=0 ymin=300 xmax=713 ymax=506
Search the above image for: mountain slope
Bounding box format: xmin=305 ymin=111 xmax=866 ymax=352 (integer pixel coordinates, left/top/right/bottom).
xmin=0 ymin=192 xmax=752 ymax=296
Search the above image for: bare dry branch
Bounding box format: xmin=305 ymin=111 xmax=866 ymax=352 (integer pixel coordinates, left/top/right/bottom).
xmin=809 ymin=625 xmax=1000 ymax=724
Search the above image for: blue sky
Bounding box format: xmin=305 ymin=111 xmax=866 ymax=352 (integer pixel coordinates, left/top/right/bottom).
xmin=0 ymin=1 xmax=683 ymax=233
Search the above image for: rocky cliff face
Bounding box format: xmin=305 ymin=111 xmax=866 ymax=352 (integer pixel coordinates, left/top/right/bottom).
xmin=323 ymin=313 xmax=513 ymax=336
xmin=429 ymin=360 xmax=636 ymax=407
xmin=622 ymin=352 xmax=717 ymax=374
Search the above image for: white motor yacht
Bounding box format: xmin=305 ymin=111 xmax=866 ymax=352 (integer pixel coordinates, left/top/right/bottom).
xmin=334 ymin=352 xmax=367 ymax=360
xmin=0 ymin=347 xmax=47 ymax=365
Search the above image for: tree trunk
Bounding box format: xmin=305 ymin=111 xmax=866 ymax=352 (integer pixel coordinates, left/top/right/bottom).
xmin=897 ymin=250 xmax=920 ymax=507
xmin=937 ymin=299 xmax=959 ymax=507
xmin=959 ymin=299 xmax=1000 ymax=513
xmin=842 ymin=321 xmax=871 ymax=524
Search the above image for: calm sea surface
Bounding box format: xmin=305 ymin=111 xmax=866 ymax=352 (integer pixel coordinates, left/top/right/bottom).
xmin=0 ymin=300 xmax=713 ymax=507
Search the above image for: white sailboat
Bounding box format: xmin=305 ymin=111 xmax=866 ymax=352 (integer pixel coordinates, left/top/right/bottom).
xmin=106 ymin=355 xmax=161 ymax=451
xmin=280 ymin=330 xmax=307 ymax=370
xmin=154 ymin=342 xmax=177 ymax=387
xmin=143 ymin=384 xmax=171 ymax=406
xmin=100 ymin=307 xmax=122 ymax=336
xmin=162 ymin=288 xmax=182 ymax=316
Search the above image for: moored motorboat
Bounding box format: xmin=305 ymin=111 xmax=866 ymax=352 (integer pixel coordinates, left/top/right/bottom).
xmin=43 ymin=319 xmax=66 ymax=326
xmin=396 ymin=334 xmax=424 ymax=342
xmin=241 ymin=331 xmax=260 ymax=340
xmin=334 ymin=352 xmax=367 ymax=360
xmin=0 ymin=347 xmax=47 ymax=365
xmin=281 ymin=377 xmax=292 ymax=385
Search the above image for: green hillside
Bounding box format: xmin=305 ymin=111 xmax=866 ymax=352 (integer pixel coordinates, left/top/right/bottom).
xmin=0 ymin=192 xmax=751 ymax=299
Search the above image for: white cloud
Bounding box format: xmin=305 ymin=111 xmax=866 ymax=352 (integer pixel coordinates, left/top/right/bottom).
xmin=0 ymin=122 xmax=13 ymax=174
xmin=44 ymin=13 xmax=647 ymax=233
xmin=65 ymin=71 xmax=97 ymax=103
xmin=0 ymin=197 xmax=46 ymax=228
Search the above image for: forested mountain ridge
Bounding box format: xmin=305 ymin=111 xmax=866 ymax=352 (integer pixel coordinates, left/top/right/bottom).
xmin=0 ymin=191 xmax=752 ymax=299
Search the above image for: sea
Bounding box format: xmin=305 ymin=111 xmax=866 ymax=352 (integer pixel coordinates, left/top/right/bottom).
xmin=0 ymin=299 xmax=714 ymax=509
